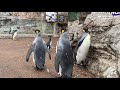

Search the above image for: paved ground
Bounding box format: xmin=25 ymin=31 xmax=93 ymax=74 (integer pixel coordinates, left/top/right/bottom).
xmin=0 ymin=37 xmax=95 ymax=78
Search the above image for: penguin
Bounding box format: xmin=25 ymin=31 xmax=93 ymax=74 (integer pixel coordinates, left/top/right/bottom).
xmin=73 ymin=32 xmax=91 ymax=68
xmin=46 ymin=36 xmax=52 ymax=50
xmin=9 ymin=27 xmax=18 ymax=40
xmin=12 ymin=30 xmax=17 ymax=41
xmin=26 ymin=32 xmax=51 ymax=70
xmin=55 ymin=32 xmax=74 ymax=78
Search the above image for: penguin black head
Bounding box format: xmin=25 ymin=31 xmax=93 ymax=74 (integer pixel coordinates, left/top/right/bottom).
xmin=17 ymin=26 xmax=20 ymax=29
xmin=13 ymin=30 xmax=17 ymax=32
xmin=34 ymin=29 xmax=40 ymax=35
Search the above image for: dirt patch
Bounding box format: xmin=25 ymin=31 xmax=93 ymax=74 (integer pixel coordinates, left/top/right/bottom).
xmin=0 ymin=37 xmax=95 ymax=78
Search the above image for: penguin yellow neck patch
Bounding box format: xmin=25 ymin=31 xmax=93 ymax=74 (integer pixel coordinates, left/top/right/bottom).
xmin=62 ymin=30 xmax=64 ymax=33
xmin=35 ymin=30 xmax=40 ymax=36
xmin=36 ymin=31 xmax=39 ymax=34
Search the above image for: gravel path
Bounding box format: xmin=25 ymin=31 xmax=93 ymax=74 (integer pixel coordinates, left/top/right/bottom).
xmin=0 ymin=37 xmax=95 ymax=78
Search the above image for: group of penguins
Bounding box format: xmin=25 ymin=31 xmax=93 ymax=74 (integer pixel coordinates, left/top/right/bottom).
xmin=25 ymin=30 xmax=91 ymax=78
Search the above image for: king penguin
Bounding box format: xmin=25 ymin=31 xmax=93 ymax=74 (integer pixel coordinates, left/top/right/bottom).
xmin=55 ymin=32 xmax=74 ymax=78
xmin=73 ymin=31 xmax=91 ymax=68
xmin=26 ymin=32 xmax=51 ymax=70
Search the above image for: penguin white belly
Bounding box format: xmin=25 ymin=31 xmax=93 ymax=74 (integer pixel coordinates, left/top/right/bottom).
xmin=76 ymin=34 xmax=91 ymax=64
xmin=13 ymin=32 xmax=17 ymax=40
xmin=48 ymin=46 xmax=50 ymax=49
xmin=32 ymin=52 xmax=35 ymax=65
xmin=56 ymin=41 xmax=58 ymax=54
xmin=50 ymin=41 xmax=52 ymax=46
xmin=57 ymin=65 xmax=62 ymax=76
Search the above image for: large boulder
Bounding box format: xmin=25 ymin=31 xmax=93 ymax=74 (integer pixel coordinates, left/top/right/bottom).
xmin=84 ymin=12 xmax=120 ymax=78
xmin=68 ymin=23 xmax=84 ymax=46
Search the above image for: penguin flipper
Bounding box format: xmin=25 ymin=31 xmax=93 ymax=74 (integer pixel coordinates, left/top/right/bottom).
xmin=9 ymin=30 xmax=11 ymax=34
xmin=45 ymin=44 xmax=51 ymax=60
xmin=26 ymin=45 xmax=35 ymax=62
xmin=55 ymin=48 xmax=62 ymax=73
xmin=73 ymin=32 xmax=88 ymax=58
xmin=55 ymin=53 xmax=60 ymax=73
xmin=77 ymin=32 xmax=88 ymax=49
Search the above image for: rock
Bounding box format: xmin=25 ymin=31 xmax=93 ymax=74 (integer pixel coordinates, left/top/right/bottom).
xmin=72 ymin=41 xmax=77 ymax=47
xmin=73 ymin=32 xmax=78 ymax=41
xmin=46 ymin=68 xmax=50 ymax=73
xmin=102 ymin=24 xmax=120 ymax=54
xmin=68 ymin=24 xmax=83 ymax=47
xmin=84 ymin=12 xmax=120 ymax=78
xmin=112 ymin=16 xmax=120 ymax=25
xmin=70 ymin=40 xmax=74 ymax=45
xmin=117 ymin=55 xmax=120 ymax=74
xmin=98 ymin=58 xmax=116 ymax=72
xmin=12 ymin=12 xmax=42 ymax=20
xmin=84 ymin=14 xmax=113 ymax=26
xmin=0 ymin=12 xmax=54 ymax=35
xmin=84 ymin=13 xmax=113 ymax=27
xmin=68 ymin=36 xmax=73 ymax=41
xmin=103 ymin=66 xmax=119 ymax=78
xmin=88 ymin=60 xmax=99 ymax=75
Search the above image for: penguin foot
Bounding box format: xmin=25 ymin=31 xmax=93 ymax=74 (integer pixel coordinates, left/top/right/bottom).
xmin=74 ymin=60 xmax=77 ymax=65
xmin=56 ymin=76 xmax=63 ymax=78
xmin=61 ymin=75 xmax=71 ymax=78
xmin=56 ymin=74 xmax=71 ymax=78
xmin=57 ymin=74 xmax=70 ymax=78
xmin=77 ymin=64 xmax=87 ymax=69
xmin=81 ymin=60 xmax=89 ymax=68
xmin=35 ymin=66 xmax=44 ymax=71
xmin=35 ymin=66 xmax=39 ymax=70
xmin=56 ymin=76 xmax=67 ymax=78
xmin=54 ymin=76 xmax=60 ymax=78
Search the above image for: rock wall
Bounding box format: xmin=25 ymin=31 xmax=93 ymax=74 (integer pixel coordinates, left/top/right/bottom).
xmin=11 ymin=12 xmax=44 ymax=20
xmin=84 ymin=12 xmax=120 ymax=78
xmin=0 ymin=12 xmax=54 ymax=36
xmin=67 ymin=12 xmax=90 ymax=48
xmin=68 ymin=23 xmax=84 ymax=48
xmin=67 ymin=12 xmax=120 ymax=78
